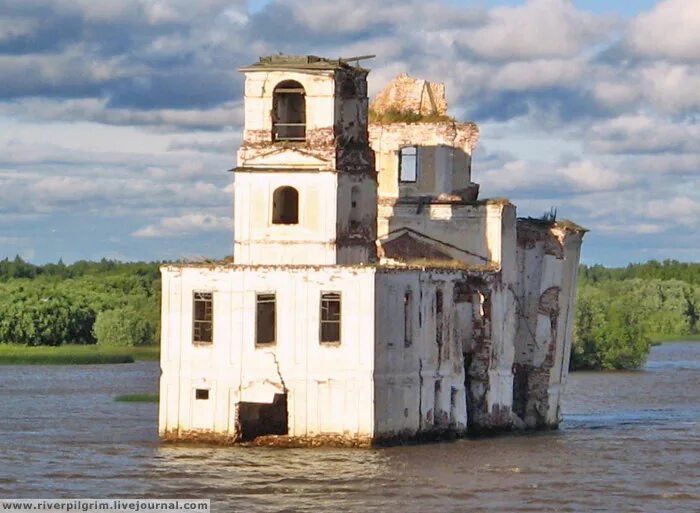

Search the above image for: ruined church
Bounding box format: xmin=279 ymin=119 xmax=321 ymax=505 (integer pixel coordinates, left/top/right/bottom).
xmin=158 ymin=54 xmax=586 ymax=446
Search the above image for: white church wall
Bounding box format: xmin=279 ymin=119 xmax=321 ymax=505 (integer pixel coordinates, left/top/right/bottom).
xmin=373 ymin=269 xmax=469 ymax=439
xmin=159 ymin=265 xmax=377 ymax=442
xmin=512 ymin=221 xmax=586 ymax=428
xmin=546 ymin=229 xmax=584 ymax=425
xmin=378 ymin=201 xmax=514 ymax=267
xmin=369 ymin=122 xmax=479 ymax=200
xmin=233 ymin=171 xmax=339 ymax=265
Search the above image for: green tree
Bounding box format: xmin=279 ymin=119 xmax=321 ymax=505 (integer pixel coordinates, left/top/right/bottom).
xmin=94 ymin=307 xmax=156 ymax=347
xmin=571 ymin=285 xmax=652 ymax=370
xmin=0 ymin=291 xmax=95 ymax=346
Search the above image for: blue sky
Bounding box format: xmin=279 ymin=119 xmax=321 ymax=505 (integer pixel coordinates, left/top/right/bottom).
xmin=1 ymin=0 xmax=699 ymax=266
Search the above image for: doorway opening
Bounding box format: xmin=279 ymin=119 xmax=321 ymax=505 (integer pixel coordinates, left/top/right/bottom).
xmin=237 ymin=393 xmax=288 ymax=441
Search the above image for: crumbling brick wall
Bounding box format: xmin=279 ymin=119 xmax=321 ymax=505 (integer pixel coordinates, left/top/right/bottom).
xmin=370 ymin=72 xmax=448 ymax=116
xmin=512 ymin=219 xmax=586 ymax=429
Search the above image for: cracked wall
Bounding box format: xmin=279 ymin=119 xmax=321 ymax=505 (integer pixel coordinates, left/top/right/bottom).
xmin=372 ymin=267 xmax=518 ymax=440
xmin=512 ymin=220 xmax=586 ymax=428
xmin=159 ymin=265 xmax=378 ymax=443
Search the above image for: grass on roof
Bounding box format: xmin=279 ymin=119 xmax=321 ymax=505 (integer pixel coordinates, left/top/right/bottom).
xmin=369 ymin=108 xmax=455 ymax=124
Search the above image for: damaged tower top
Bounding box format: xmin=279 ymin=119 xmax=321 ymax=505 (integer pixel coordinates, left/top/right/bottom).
xmin=240 ymin=53 xmax=375 ymax=72
xmin=370 ymin=72 xmax=448 ymax=118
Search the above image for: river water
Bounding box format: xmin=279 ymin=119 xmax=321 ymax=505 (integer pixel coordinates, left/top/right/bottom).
xmin=1 ymin=342 xmax=699 ymax=512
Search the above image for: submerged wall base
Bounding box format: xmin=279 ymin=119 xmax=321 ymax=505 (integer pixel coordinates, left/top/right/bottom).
xmin=160 ymin=424 xmax=558 ymax=448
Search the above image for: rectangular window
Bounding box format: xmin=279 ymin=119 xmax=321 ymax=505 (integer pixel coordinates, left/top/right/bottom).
xmin=195 ymin=389 xmax=209 ymax=400
xmin=435 ymin=289 xmax=443 ymax=348
xmin=320 ymin=292 xmax=341 ymax=344
xmin=404 ymin=290 xmax=413 ymax=347
xmin=193 ymin=292 xmax=213 ymax=344
xmin=399 ymin=146 xmax=418 ymax=183
xmin=256 ymin=293 xmax=276 ymax=345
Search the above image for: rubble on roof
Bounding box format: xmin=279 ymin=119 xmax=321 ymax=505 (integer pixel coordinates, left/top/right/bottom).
xmin=370 ymin=73 xmax=448 ymax=118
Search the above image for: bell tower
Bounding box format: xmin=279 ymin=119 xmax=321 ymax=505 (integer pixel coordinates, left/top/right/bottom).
xmin=233 ymin=54 xmax=377 ymax=265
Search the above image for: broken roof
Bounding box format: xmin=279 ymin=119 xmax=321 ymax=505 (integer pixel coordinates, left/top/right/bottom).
xmin=239 ymin=54 xmax=369 ymax=72
xmin=370 ymin=73 xmax=448 ymax=117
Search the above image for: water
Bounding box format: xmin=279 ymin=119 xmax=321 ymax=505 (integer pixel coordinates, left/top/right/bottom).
xmin=1 ymin=343 xmax=699 ymax=512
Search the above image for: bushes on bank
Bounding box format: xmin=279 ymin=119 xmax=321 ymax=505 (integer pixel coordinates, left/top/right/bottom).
xmin=0 ymin=257 xmax=160 ymax=347
xmin=0 ymin=291 xmax=96 ymax=346
xmin=571 ymin=262 xmax=700 ymax=370
xmin=571 ymin=285 xmax=651 ymax=370
xmin=94 ymin=307 xmax=155 ymax=346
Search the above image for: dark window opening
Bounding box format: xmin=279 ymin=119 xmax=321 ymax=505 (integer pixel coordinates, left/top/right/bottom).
xmin=435 ymin=289 xmax=443 ymax=358
xmin=272 ymin=186 xmax=299 ymax=224
xmin=195 ymin=389 xmax=209 ymax=400
xmin=434 ymin=380 xmax=442 ymax=427
xmin=399 ymin=146 xmax=418 ymax=183
xmin=340 ymin=77 xmax=357 ymax=98
xmin=273 ymin=80 xmax=306 ymax=141
xmin=320 ymin=292 xmax=341 ymax=344
xmin=256 ymin=293 xmax=276 ymax=345
xmin=238 ymin=393 xmax=288 ymax=441
xmin=449 ymin=387 xmax=458 ymax=428
xmin=349 ymin=185 xmax=361 ymax=227
xmin=193 ymin=292 xmax=213 ymax=344
xmin=404 ymin=290 xmax=413 ymax=347
xmin=351 ymin=185 xmax=359 ymax=210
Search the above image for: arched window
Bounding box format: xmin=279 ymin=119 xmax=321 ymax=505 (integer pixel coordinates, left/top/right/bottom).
xmin=272 ymin=80 xmax=306 ymax=142
xmin=272 ymin=186 xmax=299 ymax=224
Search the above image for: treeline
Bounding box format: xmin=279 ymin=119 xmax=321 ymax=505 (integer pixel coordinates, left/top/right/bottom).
xmin=572 ymin=260 xmax=700 ymax=371
xmin=2 ymin=256 xmax=698 ymax=370
xmin=0 ymin=257 xmax=160 ymax=347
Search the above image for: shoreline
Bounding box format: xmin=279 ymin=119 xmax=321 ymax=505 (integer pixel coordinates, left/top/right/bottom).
xmin=651 ymin=335 xmax=700 ymax=343
xmin=0 ymin=344 xmax=159 ymax=365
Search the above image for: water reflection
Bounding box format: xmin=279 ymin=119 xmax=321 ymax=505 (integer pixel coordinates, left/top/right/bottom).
xmin=1 ymin=343 xmax=700 ymax=512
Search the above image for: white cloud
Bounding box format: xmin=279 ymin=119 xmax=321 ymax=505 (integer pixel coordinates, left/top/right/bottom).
xmin=559 ymin=160 xmax=635 ymax=192
xmin=490 ymin=58 xmax=585 ymax=91
xmin=587 ymin=115 xmax=700 ymax=154
xmin=0 ymin=98 xmax=243 ymax=130
xmin=463 ymin=0 xmax=613 ymax=60
xmin=479 ymin=159 xmax=541 ymax=191
xmin=647 ymin=197 xmax=700 ymax=227
xmin=0 ymin=0 xmax=699 ymax=265
xmin=479 ymin=156 xmax=635 ymax=195
xmin=287 ymin=0 xmax=482 ymax=34
xmin=626 ymin=0 xmax=700 ymax=61
xmin=133 ymin=213 xmax=232 ymax=238
xmin=595 ymin=222 xmax=666 ymax=235
xmin=638 ymin=63 xmax=700 ymax=113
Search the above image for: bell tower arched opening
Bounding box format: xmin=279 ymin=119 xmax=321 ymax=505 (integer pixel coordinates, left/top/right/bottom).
xmin=272 ymin=186 xmax=299 ymax=225
xmin=272 ymin=80 xmax=306 ymax=142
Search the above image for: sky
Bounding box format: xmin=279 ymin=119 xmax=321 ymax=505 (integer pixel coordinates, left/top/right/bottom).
xmin=1 ymin=0 xmax=699 ymax=266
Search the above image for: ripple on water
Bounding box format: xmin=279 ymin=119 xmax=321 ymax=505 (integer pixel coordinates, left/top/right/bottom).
xmin=2 ymin=345 xmax=700 ymax=512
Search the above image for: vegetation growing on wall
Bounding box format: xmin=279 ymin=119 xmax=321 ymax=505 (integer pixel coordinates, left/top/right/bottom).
xmin=368 ymin=107 xmax=455 ymax=124
xmin=572 ymin=260 xmax=700 ymax=370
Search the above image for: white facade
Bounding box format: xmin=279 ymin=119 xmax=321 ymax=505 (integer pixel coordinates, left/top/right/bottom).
xmin=159 ymin=265 xmax=493 ymax=443
xmin=159 ymin=57 xmax=586 ymax=445
xmin=160 ymin=266 xmax=376 ymax=441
